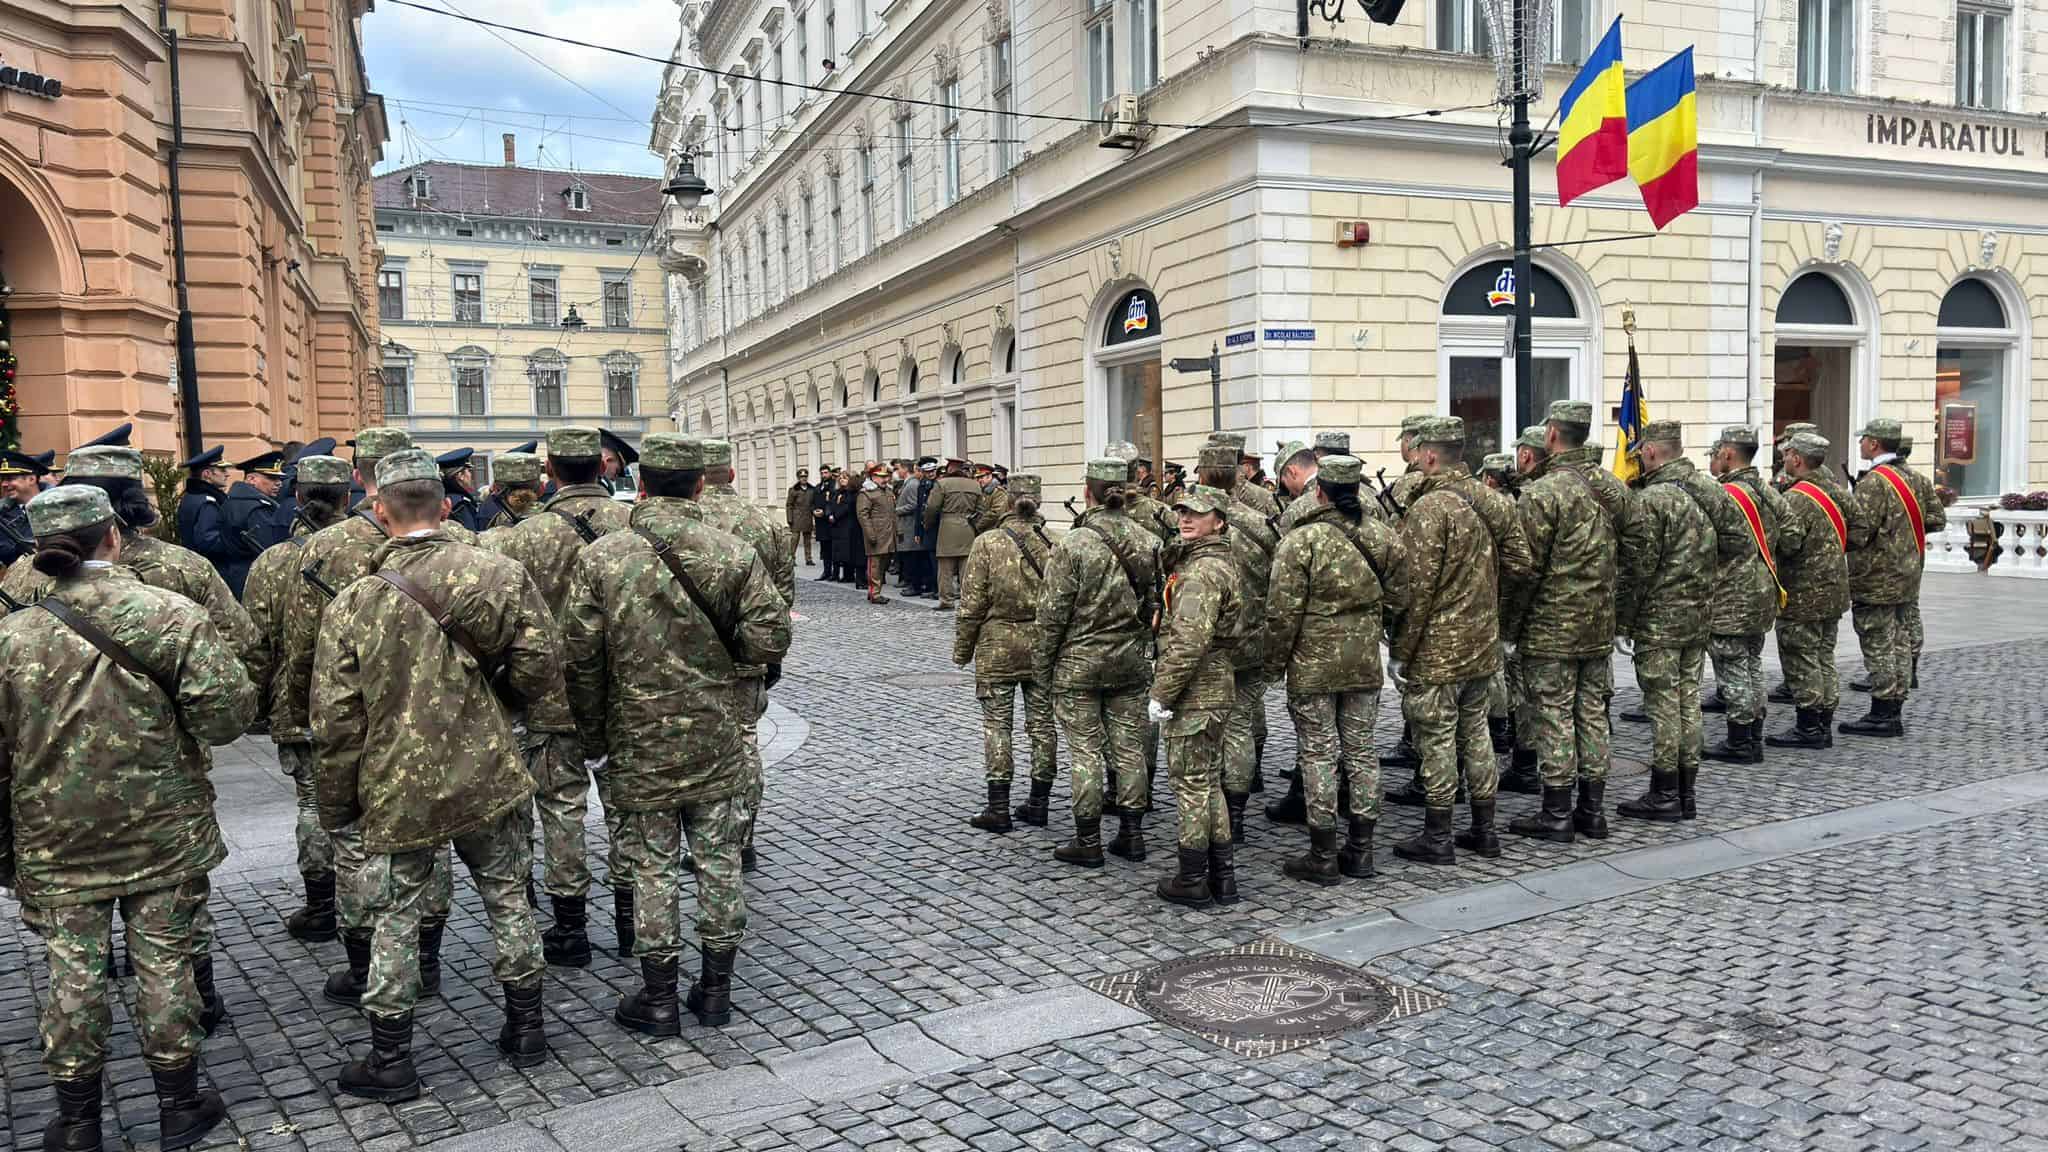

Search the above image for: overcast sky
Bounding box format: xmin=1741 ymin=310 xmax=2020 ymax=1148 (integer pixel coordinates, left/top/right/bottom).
xmin=364 ymin=0 xmax=675 ymax=177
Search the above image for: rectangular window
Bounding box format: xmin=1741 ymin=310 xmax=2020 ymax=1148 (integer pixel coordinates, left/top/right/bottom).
xmin=382 ymin=364 xmax=410 ymax=415
xmin=824 ymin=3 xmax=836 ymax=63
xmin=607 ymin=366 xmax=637 ymax=417
xmin=1126 ymin=0 xmax=1157 ymax=91
xmin=856 ymin=0 xmax=868 ymax=39
xmin=1435 ymin=0 xmax=1490 ymax=54
xmin=1797 ymin=0 xmax=1853 ymax=93
xmin=829 ymin=174 xmax=845 ymax=270
xmin=940 ymin=80 xmax=961 ymax=206
xmin=896 ymin=110 xmax=914 ymax=232
xmin=772 ymin=42 xmax=786 ymax=126
xmin=752 ymin=72 xmax=765 ymax=154
xmin=860 ymin=145 xmax=876 ymax=252
xmin=1936 ymin=346 xmax=2006 ymax=498
xmin=603 ymin=278 xmax=631 ymax=328
xmin=758 ymin=229 xmax=771 ymax=314
xmin=452 ymin=272 xmax=482 ymax=323
xmin=739 ymin=241 xmax=752 ymax=320
xmin=455 ymin=362 xmax=487 ymax=415
xmin=529 ymin=275 xmax=558 ymax=326
xmin=1956 ymin=4 xmax=2007 ymax=110
xmin=733 ymin=93 xmax=746 ymax=162
xmin=1551 ymin=0 xmax=1591 ymax=64
xmin=378 ymin=269 xmax=405 ymax=320
xmin=1086 ymin=0 xmax=1114 ymax=112
xmin=797 ymin=9 xmax=810 ymax=85
xmin=693 ymin=281 xmax=709 ymax=342
xmin=801 ymin=192 xmax=816 ymax=283
xmin=779 ymin=213 xmax=792 ymax=299
xmin=532 ymin=363 xmax=565 ymax=417
xmin=992 ymin=36 xmax=1015 ymax=175
xmin=567 ymin=187 xmax=589 ymax=211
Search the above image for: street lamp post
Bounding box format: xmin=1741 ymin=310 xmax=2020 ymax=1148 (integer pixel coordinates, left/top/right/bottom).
xmin=1170 ymin=342 xmax=1222 ymax=432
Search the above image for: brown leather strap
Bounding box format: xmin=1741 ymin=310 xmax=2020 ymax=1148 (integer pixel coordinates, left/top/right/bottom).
xmin=632 ymin=527 xmax=742 ymax=663
xmin=42 ymin=597 xmax=176 ymax=705
xmin=1002 ymin=527 xmax=1044 ymax=579
xmin=375 ymin=568 xmax=494 ymax=674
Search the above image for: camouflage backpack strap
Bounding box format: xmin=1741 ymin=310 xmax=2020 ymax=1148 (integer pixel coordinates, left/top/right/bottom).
xmin=632 ymin=526 xmax=742 ymax=663
xmin=1001 ymin=526 xmax=1044 ymax=579
xmin=40 ymin=597 xmax=178 ymax=709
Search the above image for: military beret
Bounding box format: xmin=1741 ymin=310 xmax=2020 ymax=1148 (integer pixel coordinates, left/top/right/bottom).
xmin=1715 ymin=426 xmax=1759 ymax=448
xmin=1319 ymin=454 xmax=1363 ymax=484
xmin=1416 ymin=416 xmax=1465 ymax=445
xmin=1085 ymin=457 xmax=1129 ymax=483
xmin=1641 ymin=420 xmax=1684 ymax=445
xmin=701 ymin=438 xmax=734 ymax=467
xmin=1008 ymin=473 xmax=1042 ymax=501
xmin=1856 ymin=416 xmax=1902 ymax=441
xmin=641 ymin=433 xmax=705 ymax=471
xmin=375 ymin=448 xmax=441 ymax=489
xmin=295 ymin=454 xmax=352 ymax=487
xmin=181 ymin=445 xmax=225 ymax=470
xmin=1206 ymin=431 xmax=1247 ymax=452
xmin=1197 ymin=444 xmax=1239 ymax=471
xmin=1787 ymin=431 xmax=1830 ymax=461
xmin=63 ymin=446 xmax=145 ymax=481
xmin=1172 ymin=484 xmax=1231 ymax=517
xmin=547 ymin=426 xmax=602 ymax=460
xmin=1515 ymin=425 xmax=1548 ymax=451
xmin=353 ymin=427 xmax=413 ymax=464
xmin=1481 ymin=453 xmax=1514 ymax=475
xmin=1399 ymin=414 xmax=1432 ymax=435
xmin=1314 ymin=431 xmax=1351 ymax=453
xmin=29 ymin=485 xmax=115 ymax=536
xmin=1547 ymin=400 xmax=1593 ymax=427
xmin=495 ymin=452 xmax=543 ymax=484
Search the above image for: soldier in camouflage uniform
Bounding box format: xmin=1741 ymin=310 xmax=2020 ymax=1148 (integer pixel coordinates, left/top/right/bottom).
xmin=1504 ymin=403 xmax=1617 ymax=845
xmin=1264 ymin=457 xmax=1409 ymax=884
xmin=1495 ymin=424 xmax=1552 ymax=795
xmin=243 ymin=454 xmax=353 ymax=944
xmin=1382 ymin=413 xmax=1436 ymax=794
xmin=1895 ymin=435 xmax=1937 ymax=688
xmin=1765 ymin=433 xmax=1854 ymax=748
xmin=1 ymin=485 xmax=256 ymax=1152
xmin=1703 ymin=426 xmax=1790 ymax=764
xmin=1274 ymin=432 xmax=1353 ymax=537
xmin=1033 ymin=458 xmax=1161 ymax=867
xmin=1840 ymin=416 xmax=1943 ymax=737
xmin=1149 ymin=485 xmax=1243 ymax=907
xmin=1205 ymin=431 xmax=1281 ymax=519
xmin=563 ymin=435 xmax=791 ymax=1035
xmin=1110 ymin=442 xmax=1177 ymax=544
xmin=955 ymin=475 xmax=1058 ymax=833
xmin=477 ymin=452 xmax=545 ymax=531
xmin=482 ymin=427 xmax=636 ymax=965
xmin=1763 ymin=422 xmax=1822 ymax=704
xmin=1615 ymin=422 xmax=1748 ymax=823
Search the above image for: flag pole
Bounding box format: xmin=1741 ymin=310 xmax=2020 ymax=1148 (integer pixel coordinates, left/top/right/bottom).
xmin=1510 ymin=0 xmax=1534 ymax=433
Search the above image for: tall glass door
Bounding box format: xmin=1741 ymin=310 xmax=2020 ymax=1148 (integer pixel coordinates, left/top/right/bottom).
xmin=1445 ymin=351 xmax=1578 ymax=474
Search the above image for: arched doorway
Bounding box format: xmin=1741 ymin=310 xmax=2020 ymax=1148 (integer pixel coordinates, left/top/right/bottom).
xmin=0 ymin=170 xmax=78 ymax=451
xmin=1773 ymin=267 xmax=1875 ymax=463
xmin=1087 ymin=284 xmax=1162 ymax=459
xmin=1934 ymin=274 xmax=2026 ymax=500
xmin=1437 ymin=255 xmax=1595 ymax=472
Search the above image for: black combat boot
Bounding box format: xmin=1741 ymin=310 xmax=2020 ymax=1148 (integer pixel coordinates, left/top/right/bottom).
xmin=1224 ymin=791 xmax=1250 ymax=844
xmin=496 ymin=980 xmax=549 ymax=1068
xmin=43 ymin=1076 xmax=101 ymax=1152
xmin=742 ymin=845 xmax=758 ymax=873
xmin=1766 ymin=707 xmax=1830 ymax=749
xmin=1155 ymin=847 xmax=1213 ymax=908
xmin=1338 ymin=818 xmax=1375 ymax=878
xmin=1848 ymin=675 xmax=1871 ymax=693
xmin=1104 ymin=769 xmax=1121 ymax=817
xmin=1264 ymin=770 xmax=1308 ymax=824
xmin=1107 ymin=812 xmax=1147 ymax=862
xmin=1838 ymin=697 xmax=1904 ymax=738
xmin=1012 ymin=779 xmax=1052 ymax=827
xmin=1700 ymin=688 xmax=1727 ymax=714
xmin=1508 ymin=785 xmax=1575 ymax=843
xmin=1819 ymin=708 xmax=1837 ymax=746
xmin=1052 ymin=817 xmax=1105 ymax=868
xmin=543 ymin=895 xmax=593 ymax=968
xmin=969 ymin=782 xmax=1014 ymax=833
xmin=418 ymin=919 xmax=445 ymax=999
xmin=613 ymin=887 xmax=636 ymax=959
xmin=615 ymin=955 xmax=681 ymax=1037
xmin=286 ymin=871 xmax=339 ymax=943
xmin=1488 ymin=715 xmax=1513 ymax=754
xmin=1498 ymin=746 xmax=1543 ymax=794
xmin=1454 ymin=800 xmax=1500 ymax=858
xmin=1619 ymin=707 xmax=1649 ymax=723
xmin=1380 ymin=726 xmax=1420 ymax=769
xmin=1704 ymin=719 xmax=1763 ymax=764
xmin=321 ymin=928 xmax=371 ymax=1007
xmin=686 ymin=947 xmax=737 ymax=1026
xmin=1208 ymin=841 xmax=1240 ymax=905
xmin=336 ymin=1013 xmax=421 ymax=1103
xmin=1383 ymin=769 xmax=1430 ymax=807
xmin=1252 ymin=728 xmax=1267 ymax=791
xmin=1574 ymin=780 xmax=1608 ymax=839
xmin=1393 ymin=807 xmax=1456 ymax=865
xmin=1679 ymin=762 xmax=1699 ymax=821
xmin=1911 ymin=656 xmax=1919 ymax=689
xmin=1282 ymin=827 xmax=1341 ymax=887
xmin=154 ymin=1059 xmax=229 ymax=1149
xmin=1617 ymin=771 xmax=1684 ymax=822
xmin=1767 ymin=680 xmax=1794 ymax=704
xmin=191 ymin=953 xmax=227 ymax=1036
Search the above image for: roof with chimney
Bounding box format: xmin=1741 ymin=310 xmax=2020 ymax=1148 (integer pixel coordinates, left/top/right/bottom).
xmin=373 ymin=160 xmax=664 ymax=228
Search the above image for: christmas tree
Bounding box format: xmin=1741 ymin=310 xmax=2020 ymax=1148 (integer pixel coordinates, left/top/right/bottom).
xmin=0 ymin=267 xmax=18 ymax=453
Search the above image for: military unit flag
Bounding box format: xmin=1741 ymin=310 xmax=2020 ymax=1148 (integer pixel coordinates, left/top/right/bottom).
xmin=1612 ymin=339 xmax=1648 ymax=485
xmin=1624 ymin=47 xmax=1700 ymax=229
xmin=1555 ymin=19 xmax=1629 ymax=207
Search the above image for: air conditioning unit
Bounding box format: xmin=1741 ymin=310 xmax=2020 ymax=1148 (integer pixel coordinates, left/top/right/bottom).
xmin=1097 ymin=93 xmax=1149 ymax=150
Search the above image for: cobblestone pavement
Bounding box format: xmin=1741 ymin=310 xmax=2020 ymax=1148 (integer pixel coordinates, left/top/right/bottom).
xmin=1 ymin=568 xmax=2043 ymax=1152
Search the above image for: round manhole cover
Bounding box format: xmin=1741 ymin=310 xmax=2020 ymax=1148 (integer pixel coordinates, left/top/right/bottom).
xmin=1135 ymin=952 xmax=1399 ymax=1042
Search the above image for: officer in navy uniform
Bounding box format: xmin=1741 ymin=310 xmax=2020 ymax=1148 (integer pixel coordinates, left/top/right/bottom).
xmin=274 ymin=437 xmax=336 ymax=535
xmin=218 ymin=449 xmax=289 ymax=596
xmin=0 ymin=450 xmax=51 ymax=565
xmin=599 ymin=428 xmax=638 ymax=492
xmin=437 ymin=447 xmax=485 ymax=532
xmin=177 ymin=445 xmax=241 ymax=585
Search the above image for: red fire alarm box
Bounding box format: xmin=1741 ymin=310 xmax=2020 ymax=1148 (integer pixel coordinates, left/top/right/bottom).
xmin=1336 ymin=221 xmax=1370 ymax=247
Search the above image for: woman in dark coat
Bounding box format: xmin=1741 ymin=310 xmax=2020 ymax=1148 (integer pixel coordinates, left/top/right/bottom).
xmin=832 ymin=470 xmax=866 ymax=583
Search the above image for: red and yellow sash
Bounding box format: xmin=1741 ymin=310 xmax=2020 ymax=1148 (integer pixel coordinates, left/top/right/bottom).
xmin=1790 ymin=480 xmax=1847 ymax=552
xmin=1871 ymin=464 xmax=1926 ymax=555
xmin=1723 ymin=481 xmax=1786 ymax=610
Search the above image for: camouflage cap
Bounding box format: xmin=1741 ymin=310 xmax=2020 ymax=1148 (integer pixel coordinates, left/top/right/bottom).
xmin=495 ymin=452 xmax=543 ymax=484
xmin=1856 ymin=416 xmax=1903 ymax=441
xmin=1197 ymin=444 xmax=1239 ymax=471
xmin=1007 ymin=473 xmax=1042 ymax=501
xmin=374 ymin=448 xmax=441 ymax=489
xmin=295 ymin=454 xmax=352 ymax=486
xmin=1313 ymin=431 xmax=1351 ymax=453
xmin=698 ymin=438 xmax=733 ymax=467
xmin=1399 ymin=414 xmax=1432 ymax=436
xmin=28 ymin=485 xmax=116 ymax=536
xmin=1085 ymin=457 xmax=1129 ymax=483
xmin=1105 ymin=440 xmax=1139 ymax=463
xmin=1899 ymin=434 xmax=1914 ymax=454
xmin=1776 ymin=422 xmax=1819 ymax=446
xmin=1319 ymin=454 xmax=1363 ymax=484
xmin=1172 ymin=484 xmax=1231 ymax=517
xmin=1714 ymin=425 xmax=1759 ymax=448
xmin=352 ymin=426 xmax=413 ymax=464
xmin=1206 ymin=431 xmax=1247 ymax=452
xmin=547 ymin=425 xmax=603 ymax=460
xmin=1787 ymin=431 xmax=1831 ymax=461
xmin=642 ymin=434 xmax=705 ymax=471
xmin=1481 ymin=453 xmax=1515 ymax=475
xmin=1515 ymin=425 xmax=1548 ymax=451
xmin=1547 ymin=400 xmax=1593 ymax=427
xmin=1276 ymin=439 xmax=1309 ymax=463
xmin=1641 ymin=420 xmax=1684 ymax=446
xmin=63 ymin=446 xmax=145 ymax=481
xmin=1416 ymin=416 xmax=1465 ymax=445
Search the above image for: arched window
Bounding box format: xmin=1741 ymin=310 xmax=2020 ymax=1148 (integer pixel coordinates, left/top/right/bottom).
xmin=863 ymin=367 xmax=880 ymax=405
xmin=1437 ymin=256 xmax=1595 ymax=471
xmin=1935 ymin=275 xmax=2025 ymax=499
xmin=1779 ymin=272 xmax=1855 ymax=326
xmin=839 ymin=375 xmax=852 ymax=409
xmin=991 ymin=330 xmax=1017 ymax=377
xmin=1103 ymin=288 xmax=1160 ymax=346
xmin=807 ymin=379 xmax=821 ymax=413
xmin=1772 ymin=266 xmax=1874 ymax=463
xmin=451 ymin=346 xmax=491 ymax=416
xmin=527 ymin=349 xmax=566 ymax=417
xmin=904 ymin=356 xmax=922 ymax=396
xmin=1088 ymin=284 xmax=1164 ymax=463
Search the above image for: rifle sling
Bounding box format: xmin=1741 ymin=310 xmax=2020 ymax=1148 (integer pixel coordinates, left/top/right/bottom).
xmin=1079 ymin=521 xmax=1149 ymax=626
xmin=1001 ymin=527 xmax=1044 ymax=579
xmin=374 ymin=568 xmax=502 ymax=684
xmin=633 ymin=527 xmax=742 ymax=663
xmin=550 ymin=505 xmax=599 ymax=544
xmin=42 ymin=597 xmax=178 ymax=707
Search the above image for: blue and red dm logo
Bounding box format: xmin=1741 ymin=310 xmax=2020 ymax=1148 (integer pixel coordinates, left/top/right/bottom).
xmin=1486 ymin=268 xmax=1516 ymax=309
xmin=1123 ymin=295 xmax=1150 ymax=335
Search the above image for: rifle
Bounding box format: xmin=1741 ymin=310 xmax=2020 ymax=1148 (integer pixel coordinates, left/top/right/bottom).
xmin=1841 ymin=461 xmax=1857 ymax=486
xmin=1062 ymin=495 xmax=1082 ymax=525
xmin=0 ymin=586 xmax=24 ymax=614
xmin=300 ymin=562 xmax=340 ymax=601
xmin=1371 ymin=468 xmax=1405 ymax=519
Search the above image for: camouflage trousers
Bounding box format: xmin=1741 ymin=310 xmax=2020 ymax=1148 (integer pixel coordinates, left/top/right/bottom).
xmin=621 ymin=791 xmax=748 ymax=957
xmin=1165 ymin=711 xmax=1230 ymax=851
xmin=734 ymin=677 xmax=769 ymax=852
xmin=335 ymin=821 xmax=451 ymax=932
xmin=1404 ymin=677 xmax=1497 ymax=808
xmin=1520 ymin=658 xmax=1613 ymax=787
xmin=279 ymin=741 xmax=334 ymax=877
xmin=1852 ymin=603 xmax=1911 ymax=702
xmin=1905 ymin=601 xmax=1923 ymax=666
xmin=1708 ymin=633 xmax=1768 ymax=724
xmin=978 ymin=678 xmax=1057 ymax=785
xmin=1777 ymin=617 xmax=1840 ymax=711
xmin=524 ymin=730 xmax=620 ymax=898
xmin=38 ymin=879 xmax=208 ymax=1079
xmin=1222 ymin=672 xmax=1266 ymax=794
xmin=1634 ymin=645 xmax=1706 ymax=776
xmin=360 ymin=805 xmax=543 ymax=1019
xmin=1051 ymin=688 xmax=1148 ymax=821
xmin=1289 ymin=692 xmax=1380 ymax=829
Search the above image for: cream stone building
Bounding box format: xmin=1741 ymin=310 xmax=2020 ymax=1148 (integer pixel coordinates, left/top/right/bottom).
xmin=652 ymin=0 xmax=2048 ymax=509
xmin=372 ymin=150 xmax=673 ymax=481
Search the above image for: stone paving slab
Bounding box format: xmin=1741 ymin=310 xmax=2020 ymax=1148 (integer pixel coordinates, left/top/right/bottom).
xmin=912 ymin=987 xmax=1151 ymax=1060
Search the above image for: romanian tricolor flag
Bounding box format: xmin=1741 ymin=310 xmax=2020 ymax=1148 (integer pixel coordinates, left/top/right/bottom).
xmin=1612 ymin=340 xmax=1648 ymax=485
xmin=1556 ymin=18 xmax=1628 ymax=207
xmin=1625 ymin=48 xmax=1699 ymax=230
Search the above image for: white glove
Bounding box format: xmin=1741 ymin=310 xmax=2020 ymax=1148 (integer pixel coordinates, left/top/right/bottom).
xmin=1386 ymin=660 xmax=1406 ymax=686
xmin=1615 ymin=636 xmax=1634 ymax=656
xmin=1147 ymin=699 xmax=1175 ymax=724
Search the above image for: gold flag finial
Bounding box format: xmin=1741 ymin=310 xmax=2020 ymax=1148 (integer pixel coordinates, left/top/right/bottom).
xmin=1622 ymin=302 xmax=1637 ymax=348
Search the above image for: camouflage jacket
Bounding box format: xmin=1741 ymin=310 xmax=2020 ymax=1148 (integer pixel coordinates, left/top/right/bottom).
xmin=483 ymin=484 xmax=634 ymax=618
xmin=1617 ymin=458 xmax=1719 ymax=648
xmin=562 ymin=498 xmax=790 ymax=809
xmin=972 ymin=485 xmax=1014 ymax=535
xmin=0 ymin=567 xmax=255 ymax=904
xmin=1263 ymin=504 xmax=1410 ymax=696
xmin=1848 ymin=461 xmax=1945 ymax=606
xmin=1150 ymin=534 xmax=1240 ymax=726
xmin=1513 ymin=457 xmax=1617 ymax=660
xmin=1388 ymin=466 xmax=1424 ymax=517
xmin=1231 ymin=478 xmax=1280 ymax=519
xmin=1032 ymin=507 xmax=1160 ymax=694
xmin=0 ymin=532 xmax=259 ymax=671
xmin=702 ymin=483 xmax=796 ymax=608
xmin=1126 ymin=489 xmax=1177 ymax=544
xmin=953 ymin=512 xmax=1055 ymax=686
xmin=1711 ymin=466 xmax=1789 ymax=636
xmin=243 ymin=520 xmax=327 ymax=742
xmin=1548 ymin=446 xmax=1633 ymax=539
xmin=312 ymin=535 xmax=568 ymax=853
xmin=1393 ymin=470 xmax=1532 ymax=684
xmin=1221 ymin=504 xmax=1278 ymax=672
xmin=1777 ymin=469 xmax=1853 ymax=622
